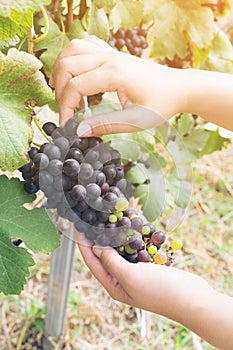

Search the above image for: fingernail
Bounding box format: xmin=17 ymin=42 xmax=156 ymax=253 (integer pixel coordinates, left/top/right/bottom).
xmin=77 ymin=123 xmax=92 ymax=137
xmin=93 ymin=245 xmax=103 ymax=258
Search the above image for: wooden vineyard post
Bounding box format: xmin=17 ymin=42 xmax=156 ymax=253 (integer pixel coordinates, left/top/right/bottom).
xmin=43 ymin=223 xmax=75 ymax=349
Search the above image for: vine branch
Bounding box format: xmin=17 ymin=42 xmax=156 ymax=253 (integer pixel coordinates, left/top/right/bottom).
xmin=78 ymin=0 xmax=87 ymax=20
xmin=66 ymin=0 xmax=74 ymax=32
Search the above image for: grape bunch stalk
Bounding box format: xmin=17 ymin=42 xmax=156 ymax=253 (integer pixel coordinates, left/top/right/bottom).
xmin=109 ymin=28 xmax=148 ymax=57
xmin=18 ymin=117 xmax=182 ymax=265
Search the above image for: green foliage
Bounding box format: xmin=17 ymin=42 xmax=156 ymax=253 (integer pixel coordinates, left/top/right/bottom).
xmin=87 ymin=4 xmax=109 ymax=41
xmin=0 ymin=175 xmax=59 ymax=294
xmin=110 ymin=0 xmax=144 ymax=32
xmin=0 ymin=48 xmax=55 ymax=171
xmin=0 ymin=9 xmax=33 ymax=40
xmin=0 ymin=0 xmax=50 ymax=17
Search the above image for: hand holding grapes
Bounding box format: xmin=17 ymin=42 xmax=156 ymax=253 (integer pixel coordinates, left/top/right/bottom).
xmin=51 ymin=35 xmax=233 ymax=133
xmin=78 ymin=233 xmax=233 ymax=350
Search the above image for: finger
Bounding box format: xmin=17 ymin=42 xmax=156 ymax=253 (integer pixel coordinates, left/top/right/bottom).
xmin=92 ymin=245 xmax=132 ymax=286
xmin=53 ymin=54 xmax=105 ymax=101
xmin=50 ymin=37 xmax=112 ymax=86
xmin=76 ymin=105 xmax=164 ymax=137
xmin=58 ymin=65 xmax=120 ymax=124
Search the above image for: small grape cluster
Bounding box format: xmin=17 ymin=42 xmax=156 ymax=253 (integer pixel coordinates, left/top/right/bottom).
xmin=108 ymin=28 xmax=148 ymax=57
xmin=18 ymin=118 xmax=182 ymax=265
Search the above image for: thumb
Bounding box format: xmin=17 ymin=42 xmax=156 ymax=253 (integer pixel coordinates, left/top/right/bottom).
xmin=93 ymin=245 xmax=130 ymax=284
xmin=77 ymin=105 xmax=163 ymax=137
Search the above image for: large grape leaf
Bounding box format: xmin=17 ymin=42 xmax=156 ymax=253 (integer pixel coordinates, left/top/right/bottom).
xmin=87 ymin=4 xmax=109 ymax=41
xmin=0 ymin=48 xmax=54 ymax=171
xmin=110 ymin=0 xmax=144 ymax=32
xmin=0 ymin=230 xmax=34 ymax=295
xmin=147 ymin=0 xmax=218 ymax=60
xmin=0 ymin=9 xmax=33 ymax=40
xmin=0 ymin=175 xmax=59 ymax=253
xmin=0 ymin=0 xmax=51 ymax=17
xmin=201 ymin=128 xmax=231 ymax=155
xmin=93 ymin=0 xmax=117 ymax=13
xmin=34 ymin=17 xmax=70 ymax=77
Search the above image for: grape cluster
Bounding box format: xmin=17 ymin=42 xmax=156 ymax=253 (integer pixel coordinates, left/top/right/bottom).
xmin=18 ymin=118 xmax=181 ymax=265
xmin=109 ymin=28 xmax=148 ymax=57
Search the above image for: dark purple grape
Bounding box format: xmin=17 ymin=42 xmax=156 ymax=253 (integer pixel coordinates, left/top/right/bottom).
xmin=54 ymin=137 xmax=70 ymax=155
xmin=39 ymin=170 xmax=53 ymax=191
xmin=151 ymin=231 xmax=166 ymax=246
xmin=86 ymin=183 xmax=101 ymax=200
xmin=128 ymin=235 xmax=144 ymax=250
xmin=70 ymin=136 xmax=88 ymax=151
xmin=115 ymin=38 xmax=125 ymax=50
xmin=116 ymin=179 xmax=127 ymax=192
xmin=53 ymin=174 xmax=73 ymax=191
xmin=43 ymin=143 xmax=61 ymax=160
xmin=96 ymin=210 xmax=109 ymax=223
xmin=66 ymin=148 xmax=84 ymax=163
xmin=47 ymin=159 xmax=63 ymax=176
xmin=63 ymin=159 xmax=80 ymax=178
xmin=74 ymin=219 xmax=89 ymax=234
xmin=42 ymin=122 xmax=57 ymax=136
xmin=51 ymin=127 xmax=64 ymax=140
xmin=131 ymin=216 xmax=143 ymax=231
xmin=116 ymin=216 xmax=131 ymax=230
xmin=103 ymin=164 xmax=116 ymax=181
xmin=75 ymin=200 xmax=89 ymax=213
xmin=78 ymin=163 xmax=94 ymax=181
xmin=24 ymin=178 xmax=39 ymax=194
xmin=124 ymin=252 xmax=138 ymax=263
xmin=70 ymin=184 xmax=87 ymax=201
xmin=96 ymin=233 xmax=111 ymax=246
xmin=114 ymin=231 xmax=127 ymax=246
xmin=103 ymin=192 xmax=118 ymax=210
xmin=63 ymin=118 xmax=78 ymax=137
xmin=137 ymin=250 xmax=151 ymax=262
xmin=33 ymin=153 xmax=49 ymax=170
xmin=92 ymin=222 xmax=105 ymax=235
xmin=28 ymin=147 xmax=38 ymax=160
xmin=88 ymin=137 xmax=102 ymax=148
xmin=96 ymin=171 xmax=106 ymax=186
xmin=109 ymin=186 xmax=121 ymax=197
xmin=101 ymin=182 xmax=109 ymax=195
xmin=85 ymin=149 xmax=99 ymax=164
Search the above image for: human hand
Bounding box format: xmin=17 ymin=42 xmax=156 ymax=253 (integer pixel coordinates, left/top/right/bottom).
xmin=50 ymin=36 xmax=187 ymax=136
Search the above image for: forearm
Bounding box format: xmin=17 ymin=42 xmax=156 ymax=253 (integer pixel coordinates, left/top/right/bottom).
xmin=181 ymin=68 xmax=233 ymax=131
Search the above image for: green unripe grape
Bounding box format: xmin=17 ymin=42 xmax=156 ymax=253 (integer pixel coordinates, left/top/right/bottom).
xmin=142 ymin=225 xmax=150 ymax=235
xmin=170 ymin=239 xmax=183 ymax=250
xmin=109 ymin=214 xmax=117 ymax=223
xmin=148 ymin=245 xmax=158 ymax=256
xmin=114 ymin=211 xmax=123 ymax=219
xmin=119 ymin=246 xmax=124 ymax=252
xmin=124 ymin=244 xmax=137 ymax=255
xmin=115 ymin=197 xmax=129 ymax=212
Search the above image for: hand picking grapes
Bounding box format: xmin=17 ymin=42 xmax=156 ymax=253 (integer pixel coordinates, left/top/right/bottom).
xmin=49 ymin=36 xmax=233 ymax=349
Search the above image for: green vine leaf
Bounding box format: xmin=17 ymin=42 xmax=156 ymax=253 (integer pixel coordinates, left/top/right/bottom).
xmin=176 ymin=114 xmax=195 ymax=136
xmin=0 ymin=9 xmax=33 ymax=40
xmin=0 ymin=0 xmax=51 ymax=17
xmin=147 ymin=0 xmax=218 ymax=60
xmin=0 ymin=175 xmax=59 ymax=254
xmin=110 ymin=0 xmax=144 ymax=32
xmin=0 ymin=230 xmax=34 ymax=295
xmin=201 ymin=128 xmax=231 ymax=155
xmin=92 ymin=0 xmax=117 ymax=13
xmin=0 ymin=48 xmax=55 ymax=171
xmin=34 ymin=17 xmax=70 ymax=77
xmin=87 ymin=4 xmax=109 ymax=41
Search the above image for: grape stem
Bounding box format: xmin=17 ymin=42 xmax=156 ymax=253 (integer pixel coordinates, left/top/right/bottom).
xmin=33 ymin=116 xmax=53 ymax=143
xmin=33 ymin=6 xmax=49 ymax=44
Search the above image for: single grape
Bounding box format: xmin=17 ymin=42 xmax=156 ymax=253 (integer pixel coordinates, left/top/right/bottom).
xmin=66 ymin=148 xmax=84 ymax=163
xmin=151 ymin=231 xmax=166 ymax=246
xmin=70 ymin=136 xmax=88 ymax=151
xmin=75 ymin=199 xmax=89 ymax=213
xmin=116 ymin=216 xmax=131 ymax=230
xmin=101 ymin=182 xmax=110 ymax=195
xmin=115 ymin=197 xmax=129 ymax=212
xmin=63 ymin=118 xmax=78 ymax=137
xmin=103 ymin=192 xmax=118 ymax=210
xmin=88 ymin=137 xmax=102 ymax=148
xmin=53 ymin=174 xmax=73 ymax=191
xmin=89 ymin=196 xmax=104 ymax=211
xmin=47 ymin=159 xmax=63 ymax=176
xmin=70 ymin=184 xmax=87 ymax=201
xmin=116 ymin=179 xmax=127 ymax=192
xmin=109 ymin=214 xmax=117 ymax=224
xmin=28 ymin=147 xmax=38 ymax=160
xmin=96 ymin=210 xmax=109 ymax=223
xmin=153 ymin=252 xmax=168 ymax=265
xmin=43 ymin=143 xmax=61 ymax=160
xmin=39 ymin=170 xmax=53 ymax=191
xmin=33 ymin=153 xmax=49 ymax=170
xmin=78 ymin=163 xmax=94 ymax=181
xmin=51 ymin=127 xmax=64 ymax=140
xmin=42 ymin=122 xmax=57 ymax=136
xmin=86 ymin=183 xmax=101 ymax=200
xmin=103 ymin=164 xmax=116 ymax=181
xmin=54 ymin=137 xmax=70 ymax=155
xmin=24 ymin=178 xmax=39 ymax=194
xmin=63 ymin=159 xmax=80 ymax=178
xmin=128 ymin=235 xmax=144 ymax=251
xmin=95 ymin=171 xmax=106 ymax=186
xmin=85 ymin=149 xmax=99 ymax=164
xmin=137 ymin=250 xmax=151 ymax=263
xmin=148 ymin=245 xmax=158 ymax=256
xmin=114 ymin=231 xmax=127 ymax=246
xmin=131 ymin=217 xmax=143 ymax=232
xmin=170 ymin=239 xmax=183 ymax=250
